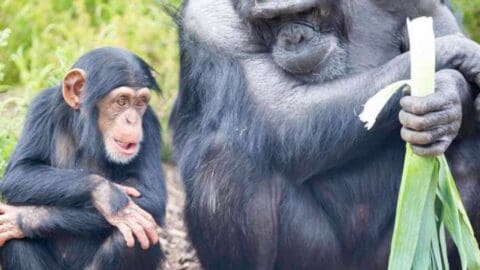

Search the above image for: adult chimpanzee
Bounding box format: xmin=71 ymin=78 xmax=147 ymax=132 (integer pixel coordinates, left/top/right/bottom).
xmin=171 ymin=0 xmax=480 ymax=269
xmin=0 ymin=47 xmax=166 ymax=270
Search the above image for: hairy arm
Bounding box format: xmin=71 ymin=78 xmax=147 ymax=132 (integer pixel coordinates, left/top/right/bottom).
xmin=0 ymin=89 xmax=116 ymax=207
xmin=244 ymin=33 xmax=480 ymax=179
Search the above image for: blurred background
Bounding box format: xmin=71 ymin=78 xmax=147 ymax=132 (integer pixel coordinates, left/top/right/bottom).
xmin=0 ymin=0 xmax=479 ymax=175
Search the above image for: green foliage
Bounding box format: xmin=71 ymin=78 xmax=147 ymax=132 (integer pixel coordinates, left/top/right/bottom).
xmin=454 ymin=0 xmax=480 ymax=41
xmin=0 ymin=0 xmax=478 ymax=175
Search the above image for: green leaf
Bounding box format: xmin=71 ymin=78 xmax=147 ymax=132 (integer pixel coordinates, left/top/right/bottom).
xmin=412 ymin=158 xmax=439 ymax=270
xmin=359 ymin=80 xmax=410 ymax=130
xmin=438 ymin=157 xmax=480 ymax=270
xmin=388 ymin=145 xmax=437 ymax=270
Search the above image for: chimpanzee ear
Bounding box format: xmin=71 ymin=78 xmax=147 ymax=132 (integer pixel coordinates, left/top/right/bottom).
xmin=62 ymin=68 xmax=86 ymax=110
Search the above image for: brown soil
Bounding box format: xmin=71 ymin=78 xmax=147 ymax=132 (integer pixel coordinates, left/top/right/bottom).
xmin=160 ymin=164 xmax=202 ymax=270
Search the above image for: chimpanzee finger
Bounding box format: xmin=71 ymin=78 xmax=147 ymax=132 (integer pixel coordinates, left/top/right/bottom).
xmin=116 ymin=223 xmax=135 ymax=248
xmin=411 ymin=140 xmax=451 ymax=157
xmin=0 ymin=214 xmax=13 ymax=224
xmin=132 ymin=211 xmax=158 ymax=245
xmin=400 ymin=95 xmax=449 ymax=115
xmin=0 ymin=204 xmax=8 ymax=214
xmin=125 ymin=219 xmax=150 ymax=250
xmin=0 ymin=223 xmax=12 ymax=233
xmin=115 ymin=184 xmax=141 ymax=198
xmin=399 ymin=108 xmax=460 ymax=131
xmin=401 ymin=125 xmax=458 ymax=146
xmin=132 ymin=204 xmax=156 ymax=224
xmin=0 ymin=232 xmax=14 ymax=247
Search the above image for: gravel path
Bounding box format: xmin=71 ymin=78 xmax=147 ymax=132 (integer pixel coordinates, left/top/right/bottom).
xmin=160 ymin=164 xmax=202 ymax=270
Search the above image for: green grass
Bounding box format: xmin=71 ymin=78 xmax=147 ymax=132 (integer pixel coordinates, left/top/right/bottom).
xmin=0 ymin=0 xmax=479 ymax=175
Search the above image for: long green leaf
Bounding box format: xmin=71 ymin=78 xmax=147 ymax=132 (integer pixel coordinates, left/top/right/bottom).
xmin=438 ymin=157 xmax=480 ymax=269
xmin=412 ymin=158 xmax=439 ymax=269
xmin=388 ymin=145 xmax=437 ymax=269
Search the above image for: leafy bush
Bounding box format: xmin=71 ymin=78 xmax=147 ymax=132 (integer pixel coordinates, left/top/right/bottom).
xmin=455 ymin=0 xmax=480 ymax=41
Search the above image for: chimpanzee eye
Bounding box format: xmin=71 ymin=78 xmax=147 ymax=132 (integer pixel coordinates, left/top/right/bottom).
xmin=136 ymin=97 xmax=148 ymax=107
xmin=117 ymin=96 xmax=128 ymax=107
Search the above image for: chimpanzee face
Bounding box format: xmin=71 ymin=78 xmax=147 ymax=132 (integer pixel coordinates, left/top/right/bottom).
xmin=96 ymin=87 xmax=151 ymax=164
xmin=237 ymin=0 xmax=348 ymax=83
xmin=61 ymin=68 xmax=152 ymax=165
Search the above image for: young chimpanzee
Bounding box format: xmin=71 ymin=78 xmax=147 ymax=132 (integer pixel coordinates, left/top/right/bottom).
xmin=0 ymin=47 xmax=166 ymax=270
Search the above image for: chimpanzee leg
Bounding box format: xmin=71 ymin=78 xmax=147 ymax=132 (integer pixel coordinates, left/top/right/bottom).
xmin=0 ymin=239 xmax=61 ymax=270
xmin=275 ymin=180 xmax=344 ymax=270
xmin=186 ymin=163 xmax=282 ymax=270
xmin=244 ymin=175 xmax=283 ymax=270
xmin=87 ymin=231 xmax=163 ymax=270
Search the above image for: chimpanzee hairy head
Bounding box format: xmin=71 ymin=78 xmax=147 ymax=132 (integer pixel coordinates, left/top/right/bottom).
xmin=61 ymin=47 xmax=160 ymax=165
xmin=233 ymin=0 xmax=349 ymax=83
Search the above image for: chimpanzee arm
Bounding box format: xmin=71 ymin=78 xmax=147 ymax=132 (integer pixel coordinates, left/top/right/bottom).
xmin=241 ymin=34 xmax=480 ymax=180
xmin=179 ymin=32 xmax=480 ymax=183
xmin=123 ymin=109 xmax=166 ymax=225
xmin=15 ymin=205 xmax=112 ymax=238
xmin=0 ymin=89 xmax=127 ymax=208
xmin=1 ymin=161 xmax=107 ymax=207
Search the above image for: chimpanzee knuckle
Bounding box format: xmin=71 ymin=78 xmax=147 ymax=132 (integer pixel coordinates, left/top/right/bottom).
xmin=438 ymin=88 xmax=454 ymax=101
xmin=431 ymin=126 xmax=446 ymax=140
xmin=416 ymin=117 xmax=429 ymax=130
xmin=400 ymin=128 xmax=411 ymax=142
xmin=399 ymin=96 xmax=412 ymax=109
xmin=414 ymin=98 xmax=434 ymax=114
xmin=424 ymin=132 xmax=435 ymax=145
xmin=435 ymin=110 xmax=451 ymax=123
xmin=428 ymin=146 xmax=444 ymax=157
xmin=412 ymin=145 xmax=429 ymax=156
xmin=132 ymin=228 xmax=144 ymax=237
xmin=147 ymin=224 xmax=157 ymax=232
xmin=407 ymin=118 xmax=425 ymax=131
xmin=403 ymin=96 xmax=428 ymax=113
xmin=145 ymin=213 xmax=155 ymax=222
xmin=398 ymin=110 xmax=409 ymax=125
xmin=447 ymin=124 xmax=460 ymax=136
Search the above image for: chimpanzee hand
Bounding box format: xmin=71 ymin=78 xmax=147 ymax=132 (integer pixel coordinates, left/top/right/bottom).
xmin=92 ymin=180 xmax=159 ymax=250
xmin=0 ymin=204 xmax=25 ymax=246
xmin=399 ymin=69 xmax=469 ymax=156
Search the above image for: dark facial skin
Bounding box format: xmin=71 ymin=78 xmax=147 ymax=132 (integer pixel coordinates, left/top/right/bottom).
xmin=247 ymin=1 xmax=347 ymax=82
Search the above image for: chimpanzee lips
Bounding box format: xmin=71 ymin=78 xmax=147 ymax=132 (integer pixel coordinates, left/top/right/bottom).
xmin=114 ymin=139 xmax=138 ymax=155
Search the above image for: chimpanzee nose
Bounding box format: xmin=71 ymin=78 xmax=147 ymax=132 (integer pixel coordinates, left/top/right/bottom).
xmin=277 ymin=23 xmax=315 ymax=51
xmin=125 ymin=110 xmax=139 ymax=125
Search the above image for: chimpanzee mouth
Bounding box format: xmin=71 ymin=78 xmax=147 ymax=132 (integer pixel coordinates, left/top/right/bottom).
xmin=114 ymin=139 xmax=139 ymax=155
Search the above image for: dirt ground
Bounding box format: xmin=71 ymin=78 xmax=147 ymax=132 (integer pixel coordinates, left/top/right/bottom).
xmin=159 ymin=164 xmax=202 ymax=270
